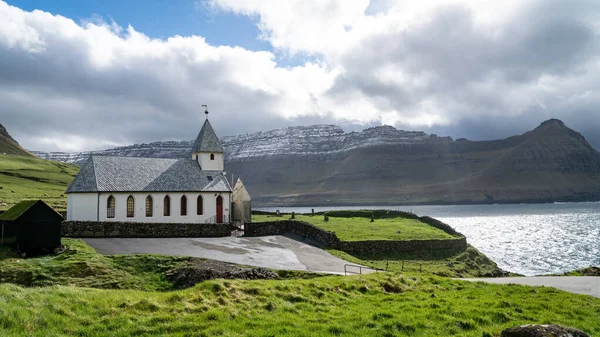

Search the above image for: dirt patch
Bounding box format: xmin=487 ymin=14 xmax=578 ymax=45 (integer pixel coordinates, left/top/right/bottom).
xmin=166 ymin=259 xmax=279 ymax=288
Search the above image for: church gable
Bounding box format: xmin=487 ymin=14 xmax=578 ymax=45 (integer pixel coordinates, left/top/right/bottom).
xmin=65 ymin=158 xmax=98 ymax=193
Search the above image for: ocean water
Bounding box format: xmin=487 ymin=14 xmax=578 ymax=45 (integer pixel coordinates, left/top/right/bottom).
xmin=257 ymin=203 xmax=600 ymax=276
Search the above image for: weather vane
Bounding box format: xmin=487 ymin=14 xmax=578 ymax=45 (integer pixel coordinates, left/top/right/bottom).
xmin=201 ymin=104 xmax=209 ymax=118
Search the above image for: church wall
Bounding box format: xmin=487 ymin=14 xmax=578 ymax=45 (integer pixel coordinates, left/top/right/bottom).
xmin=97 ymin=192 xmax=231 ymax=223
xmin=67 ymin=194 xmax=98 ymax=221
xmin=196 ymin=152 xmax=224 ymax=171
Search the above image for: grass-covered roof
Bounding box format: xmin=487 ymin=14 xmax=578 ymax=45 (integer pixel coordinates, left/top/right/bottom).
xmin=0 ymin=200 xmax=39 ymax=221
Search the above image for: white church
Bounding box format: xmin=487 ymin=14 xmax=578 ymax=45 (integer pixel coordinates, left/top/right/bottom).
xmin=65 ymin=112 xmax=246 ymax=224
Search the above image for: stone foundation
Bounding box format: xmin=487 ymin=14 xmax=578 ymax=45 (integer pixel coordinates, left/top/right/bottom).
xmin=62 ymin=221 xmax=233 ymax=238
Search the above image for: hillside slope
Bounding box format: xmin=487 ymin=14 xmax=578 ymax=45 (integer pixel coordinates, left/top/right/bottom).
xmin=0 ymin=154 xmax=79 ymax=210
xmin=0 ymin=124 xmax=32 ymax=157
xmin=226 ymin=119 xmax=600 ymax=206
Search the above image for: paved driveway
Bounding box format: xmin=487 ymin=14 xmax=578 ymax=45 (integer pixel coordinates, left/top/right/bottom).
xmin=461 ymin=276 xmax=600 ymax=298
xmin=84 ymin=235 xmax=362 ymax=274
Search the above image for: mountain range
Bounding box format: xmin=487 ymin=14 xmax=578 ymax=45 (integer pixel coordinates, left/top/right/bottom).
xmin=30 ymin=119 xmax=600 ymax=206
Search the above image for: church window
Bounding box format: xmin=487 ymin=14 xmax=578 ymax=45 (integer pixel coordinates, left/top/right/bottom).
xmin=164 ymin=196 xmax=171 ymax=216
xmin=181 ymin=195 xmax=187 ymax=216
xmin=127 ymin=196 xmax=135 ymax=218
xmin=210 ymin=153 xmax=215 ymax=160
xmin=146 ymin=196 xmax=153 ymax=217
xmin=197 ymin=195 xmax=203 ymax=215
xmin=107 ymin=195 xmax=115 ymax=218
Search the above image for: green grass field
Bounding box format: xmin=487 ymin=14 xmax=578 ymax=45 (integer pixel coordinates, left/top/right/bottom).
xmin=0 ymin=240 xmax=598 ymax=336
xmin=252 ymin=214 xmax=454 ymax=241
xmin=0 ymin=154 xmax=78 ymax=211
xmin=0 ymin=239 xmax=188 ymax=291
xmin=0 ymin=268 xmax=598 ymax=336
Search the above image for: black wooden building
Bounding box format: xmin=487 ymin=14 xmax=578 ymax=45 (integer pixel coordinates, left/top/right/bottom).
xmin=0 ymin=200 xmax=63 ymax=251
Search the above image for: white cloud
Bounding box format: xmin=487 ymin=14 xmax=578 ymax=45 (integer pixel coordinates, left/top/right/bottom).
xmin=208 ymin=0 xmax=600 ymax=134
xmin=1 ymin=0 xmax=600 ymax=151
xmin=0 ymin=1 xmax=341 ymax=151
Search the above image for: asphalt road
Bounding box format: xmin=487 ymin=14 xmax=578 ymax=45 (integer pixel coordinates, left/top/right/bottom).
xmin=461 ymin=276 xmax=600 ymax=298
xmin=84 ymin=235 xmax=364 ymax=274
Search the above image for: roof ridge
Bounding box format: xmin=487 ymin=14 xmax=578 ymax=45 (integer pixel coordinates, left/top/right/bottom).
xmin=90 ymin=156 xmax=99 ymax=192
xmin=92 ymin=155 xmax=179 ymax=161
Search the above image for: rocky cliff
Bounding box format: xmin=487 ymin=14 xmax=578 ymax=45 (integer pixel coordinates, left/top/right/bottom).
xmin=32 ymin=124 xmax=437 ymax=164
xmin=31 ymin=119 xmax=600 ymax=206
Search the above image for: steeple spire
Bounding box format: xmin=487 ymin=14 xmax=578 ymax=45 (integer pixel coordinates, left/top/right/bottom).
xmin=191 ymin=110 xmax=224 ymax=154
xmin=202 ymin=104 xmax=209 ymax=119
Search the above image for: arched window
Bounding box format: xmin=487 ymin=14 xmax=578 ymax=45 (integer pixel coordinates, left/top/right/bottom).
xmin=164 ymin=195 xmax=171 ymax=216
xmin=127 ymin=196 xmax=135 ymax=218
xmin=107 ymin=195 xmax=115 ymax=218
xmin=197 ymin=195 xmax=203 ymax=215
xmin=181 ymin=195 xmax=187 ymax=216
xmin=145 ymin=195 xmax=153 ymax=217
xmin=210 ymin=153 xmax=215 ymax=160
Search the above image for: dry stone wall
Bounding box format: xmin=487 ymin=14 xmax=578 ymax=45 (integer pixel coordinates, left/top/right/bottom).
xmin=338 ymin=237 xmax=466 ymax=255
xmin=245 ymin=220 xmax=467 ymax=255
xmin=62 ymin=221 xmax=233 ymax=238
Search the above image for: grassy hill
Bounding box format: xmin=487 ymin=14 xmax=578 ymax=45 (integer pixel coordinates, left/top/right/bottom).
xmin=0 ymin=239 xmax=598 ymax=336
xmin=252 ymin=213 xmax=454 ymax=241
xmin=0 ymin=154 xmax=79 ymax=211
xmin=254 ymin=211 xmax=502 ymax=277
xmin=0 ymin=123 xmax=32 ymax=157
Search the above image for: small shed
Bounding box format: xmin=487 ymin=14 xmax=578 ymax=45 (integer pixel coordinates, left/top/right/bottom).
xmin=0 ymin=200 xmax=63 ymax=251
xmin=232 ymin=178 xmax=252 ymax=223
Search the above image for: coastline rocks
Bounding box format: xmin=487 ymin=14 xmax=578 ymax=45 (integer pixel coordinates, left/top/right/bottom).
xmin=563 ymin=266 xmax=600 ymax=276
xmin=501 ymin=324 xmax=589 ymax=337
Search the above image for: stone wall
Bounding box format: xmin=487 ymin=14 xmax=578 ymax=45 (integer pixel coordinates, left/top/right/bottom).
xmin=338 ymin=237 xmax=467 ymax=255
xmin=62 ymin=221 xmax=233 ymax=238
xmin=245 ymin=220 xmax=340 ymax=247
xmin=245 ymin=220 xmax=467 ymax=255
xmin=254 ymin=210 xmax=465 ymax=238
xmin=243 ymin=221 xmax=288 ymax=236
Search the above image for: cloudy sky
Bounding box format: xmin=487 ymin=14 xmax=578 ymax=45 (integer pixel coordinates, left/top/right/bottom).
xmin=1 ymin=0 xmax=599 ymax=152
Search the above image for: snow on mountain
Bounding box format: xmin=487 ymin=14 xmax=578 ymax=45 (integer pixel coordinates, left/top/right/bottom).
xmin=31 ymin=125 xmax=445 ymax=165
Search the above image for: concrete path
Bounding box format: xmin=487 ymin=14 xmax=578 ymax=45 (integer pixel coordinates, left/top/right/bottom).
xmin=84 ymin=235 xmax=365 ymax=275
xmin=461 ymin=276 xmax=600 ymax=298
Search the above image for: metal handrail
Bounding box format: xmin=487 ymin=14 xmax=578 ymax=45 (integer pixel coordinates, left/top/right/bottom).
xmin=344 ymin=264 xmax=379 ymax=275
xmin=204 ymin=215 xmax=230 ymax=223
xmin=401 ymin=261 xmax=422 ymax=272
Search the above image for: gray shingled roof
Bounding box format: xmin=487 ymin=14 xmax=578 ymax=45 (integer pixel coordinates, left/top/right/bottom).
xmin=191 ymin=119 xmax=224 ymax=153
xmin=66 ymin=156 xmax=231 ymax=193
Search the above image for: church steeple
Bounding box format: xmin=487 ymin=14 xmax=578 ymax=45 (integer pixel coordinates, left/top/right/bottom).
xmin=192 ymin=119 xmax=224 ymax=154
xmin=191 ymin=108 xmax=225 ymax=171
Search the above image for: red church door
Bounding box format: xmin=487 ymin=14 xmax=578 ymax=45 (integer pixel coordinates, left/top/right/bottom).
xmin=216 ymin=195 xmax=223 ymax=223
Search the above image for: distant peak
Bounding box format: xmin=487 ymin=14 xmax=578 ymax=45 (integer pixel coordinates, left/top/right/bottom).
xmin=539 ymin=118 xmax=565 ymax=128
xmin=0 ymin=123 xmax=18 ymax=144
xmin=362 ymin=124 xmax=397 ymax=133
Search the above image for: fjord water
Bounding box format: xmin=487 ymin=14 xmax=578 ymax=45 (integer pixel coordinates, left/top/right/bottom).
xmin=258 ymin=203 xmax=600 ymax=276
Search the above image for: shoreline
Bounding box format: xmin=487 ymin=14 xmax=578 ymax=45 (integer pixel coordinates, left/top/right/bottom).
xmin=254 ymin=199 xmax=600 ymax=209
